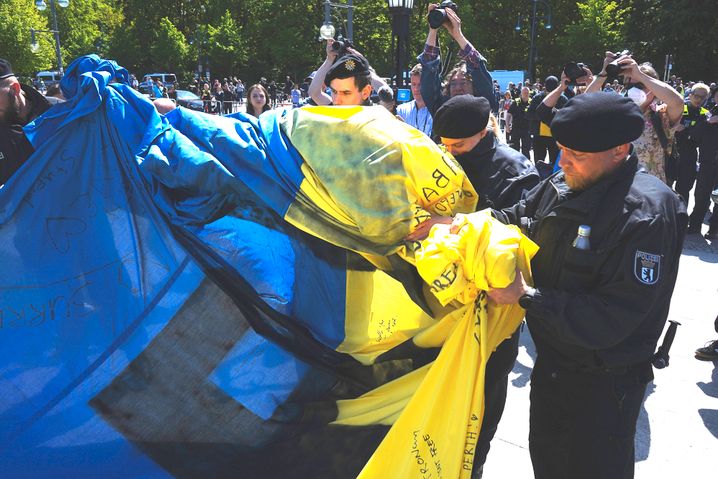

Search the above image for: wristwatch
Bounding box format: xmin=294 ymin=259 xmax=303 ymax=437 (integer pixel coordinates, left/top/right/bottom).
xmin=518 ymin=287 xmax=537 ymax=310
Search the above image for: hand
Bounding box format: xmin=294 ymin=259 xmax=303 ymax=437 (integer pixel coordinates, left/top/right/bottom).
xmin=559 ymin=72 xmax=570 ymax=91
xmin=617 ymin=56 xmax=642 ymax=83
xmin=325 ymin=39 xmax=338 ymax=61
xmin=404 ymin=216 xmax=454 ymax=242
xmin=708 ymin=115 xmax=718 ymax=124
xmin=575 ymin=65 xmax=594 ymax=86
xmin=675 ymin=123 xmax=686 ymax=132
xmin=487 ymin=268 xmax=529 ymax=305
xmin=444 ymin=7 xmax=463 ymax=39
xmin=427 ymin=3 xmax=439 ymax=30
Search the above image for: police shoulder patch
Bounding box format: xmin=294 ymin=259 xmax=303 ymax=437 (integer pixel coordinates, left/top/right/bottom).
xmin=634 ymin=250 xmax=661 ymax=285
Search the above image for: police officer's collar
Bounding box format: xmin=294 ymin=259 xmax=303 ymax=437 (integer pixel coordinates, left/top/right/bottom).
xmin=460 ymin=129 xmax=497 ymax=159
xmin=20 ymin=83 xmax=51 ymax=124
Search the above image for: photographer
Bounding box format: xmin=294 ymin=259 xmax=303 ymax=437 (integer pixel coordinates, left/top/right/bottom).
xmin=308 ymin=39 xmax=389 ymax=106
xmin=418 ymin=3 xmax=497 ymax=120
xmin=587 ymin=51 xmax=683 ymax=185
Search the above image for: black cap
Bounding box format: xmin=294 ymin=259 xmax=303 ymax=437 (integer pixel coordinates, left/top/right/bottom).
xmin=551 ymin=92 xmax=645 ymax=153
xmin=544 ymin=75 xmax=559 ymax=91
xmin=325 ymin=54 xmax=370 ymax=84
xmin=433 ymin=95 xmax=491 ymax=139
xmin=0 ymin=59 xmax=15 ymax=80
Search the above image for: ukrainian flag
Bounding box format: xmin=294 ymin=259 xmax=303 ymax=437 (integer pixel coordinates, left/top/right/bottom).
xmin=0 ymin=55 xmax=537 ymax=479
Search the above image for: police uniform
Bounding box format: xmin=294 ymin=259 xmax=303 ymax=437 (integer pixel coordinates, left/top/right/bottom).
xmin=507 ymin=97 xmax=532 ymax=158
xmin=495 ymin=92 xmax=687 ymax=479
xmin=527 ymin=76 xmax=568 ymax=167
xmin=687 ymin=100 xmax=718 ymax=236
xmin=434 ymin=95 xmax=540 ymax=476
xmin=0 ymin=60 xmax=50 ymax=185
xmin=674 ymin=100 xmax=709 ymax=201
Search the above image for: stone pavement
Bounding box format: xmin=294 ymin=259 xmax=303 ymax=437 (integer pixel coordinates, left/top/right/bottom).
xmin=482 ymin=229 xmax=718 ymax=478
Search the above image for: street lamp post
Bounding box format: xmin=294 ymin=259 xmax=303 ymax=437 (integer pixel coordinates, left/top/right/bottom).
xmin=33 ymin=0 xmax=68 ymax=74
xmin=319 ymin=1 xmax=355 ymax=42
xmin=387 ymin=0 xmax=414 ymax=89
xmin=515 ymin=0 xmax=551 ymax=83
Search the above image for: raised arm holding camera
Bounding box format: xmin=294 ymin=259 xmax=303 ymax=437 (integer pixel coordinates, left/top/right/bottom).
xmin=418 ymin=2 xmax=497 ymax=119
xmin=587 ymin=51 xmax=683 ymax=185
xmin=308 ymin=38 xmax=389 ymax=107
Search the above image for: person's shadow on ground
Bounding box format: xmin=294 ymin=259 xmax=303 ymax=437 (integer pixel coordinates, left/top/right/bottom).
xmin=511 ymin=325 xmax=536 ymax=388
xmin=698 ymin=361 xmax=718 ymax=439
xmin=635 ymin=382 xmax=656 ymax=462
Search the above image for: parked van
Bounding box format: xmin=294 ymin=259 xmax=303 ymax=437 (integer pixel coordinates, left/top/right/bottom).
xmin=35 ymin=71 xmax=63 ymax=90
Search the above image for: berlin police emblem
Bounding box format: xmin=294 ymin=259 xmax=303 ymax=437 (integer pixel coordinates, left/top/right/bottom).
xmin=634 ymin=250 xmax=661 ymax=285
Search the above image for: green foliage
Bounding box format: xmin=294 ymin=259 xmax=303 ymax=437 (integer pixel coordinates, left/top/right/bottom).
xmin=53 ymin=0 xmax=124 ymax=62
xmin=152 ymin=17 xmax=190 ymax=72
xmin=0 ymin=0 xmax=56 ymax=75
xmin=4 ymin=0 xmax=718 ymax=86
xmin=205 ymin=11 xmax=246 ymax=80
xmin=557 ymin=0 xmax=628 ymax=72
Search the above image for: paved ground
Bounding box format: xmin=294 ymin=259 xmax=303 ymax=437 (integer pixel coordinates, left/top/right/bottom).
xmin=482 ymin=221 xmax=718 ymax=477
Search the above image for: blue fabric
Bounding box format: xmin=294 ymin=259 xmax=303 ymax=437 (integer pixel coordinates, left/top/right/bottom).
xmin=1 ymin=55 xmax=352 ymax=476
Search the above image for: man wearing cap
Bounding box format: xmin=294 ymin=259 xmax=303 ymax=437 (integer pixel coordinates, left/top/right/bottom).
xmin=489 ymin=92 xmax=687 ymax=479
xmin=308 ymin=39 xmax=389 ymax=107
xmin=432 ymin=94 xmax=539 ymax=479
xmin=0 ymin=59 xmax=51 ymax=185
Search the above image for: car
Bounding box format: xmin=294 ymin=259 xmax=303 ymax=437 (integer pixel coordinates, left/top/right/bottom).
xmin=34 ymin=70 xmax=63 ymax=91
xmin=139 ymin=73 xmax=177 ymax=97
xmin=174 ymin=89 xmax=216 ymax=112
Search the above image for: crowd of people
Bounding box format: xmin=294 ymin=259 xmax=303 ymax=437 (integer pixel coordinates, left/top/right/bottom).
xmin=1 ymin=2 xmax=717 ymax=478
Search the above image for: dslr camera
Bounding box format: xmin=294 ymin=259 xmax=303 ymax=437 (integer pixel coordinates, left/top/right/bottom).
xmin=563 ymin=62 xmax=589 ymax=84
xmin=428 ymin=1 xmax=458 ymax=29
xmin=331 ymin=36 xmax=354 ymax=57
xmin=605 ymin=50 xmax=632 ymax=79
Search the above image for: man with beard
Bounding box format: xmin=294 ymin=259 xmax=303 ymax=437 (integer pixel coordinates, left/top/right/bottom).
xmin=488 ymin=92 xmax=686 ymax=479
xmin=430 ymin=94 xmax=539 ymax=479
xmin=0 ymin=59 xmax=51 ymax=185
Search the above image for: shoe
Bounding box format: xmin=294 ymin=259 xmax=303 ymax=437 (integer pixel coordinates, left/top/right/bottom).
xmin=705 ymin=230 xmax=718 ymax=240
xmin=695 ymin=340 xmax=718 ymax=361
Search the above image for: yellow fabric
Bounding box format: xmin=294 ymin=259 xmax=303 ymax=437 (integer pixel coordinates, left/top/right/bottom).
xmin=333 ymin=210 xmax=539 ymax=478
xmin=539 ymin=121 xmax=552 ymax=137
xmin=279 ymin=106 xmax=477 ymax=256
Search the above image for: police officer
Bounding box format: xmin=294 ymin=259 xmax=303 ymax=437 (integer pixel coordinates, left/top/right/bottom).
xmin=0 ymin=58 xmax=51 ymax=185
xmin=674 ymin=82 xmax=710 ymax=202
xmin=430 ymin=94 xmax=539 ymax=479
xmin=527 ymin=76 xmax=568 ymax=168
xmin=489 ymin=92 xmax=687 ymax=479
xmin=507 ymin=86 xmax=532 ymax=158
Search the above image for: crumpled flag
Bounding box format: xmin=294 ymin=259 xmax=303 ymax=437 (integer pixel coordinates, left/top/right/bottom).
xmin=334 ymin=210 xmax=538 ymax=478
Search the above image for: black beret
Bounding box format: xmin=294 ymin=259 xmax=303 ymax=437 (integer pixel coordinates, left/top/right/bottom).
xmin=551 ymin=92 xmax=645 ymax=153
xmin=325 ymin=54 xmax=370 ymax=84
xmin=544 ymin=76 xmax=559 ymax=91
xmin=433 ymin=95 xmax=491 ymax=139
xmin=0 ymin=59 xmax=15 ymax=80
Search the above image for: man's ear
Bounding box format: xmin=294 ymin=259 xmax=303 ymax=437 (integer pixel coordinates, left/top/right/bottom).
xmin=612 ymin=143 xmax=631 ymax=162
xmin=361 ymin=84 xmax=373 ymax=100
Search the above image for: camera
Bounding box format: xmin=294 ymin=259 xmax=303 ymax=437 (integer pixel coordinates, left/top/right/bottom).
xmin=563 ymin=62 xmax=589 ymax=84
xmin=331 ymin=36 xmax=354 ymax=57
xmin=428 ymin=1 xmax=458 ymax=29
xmin=605 ymin=50 xmax=632 ymax=78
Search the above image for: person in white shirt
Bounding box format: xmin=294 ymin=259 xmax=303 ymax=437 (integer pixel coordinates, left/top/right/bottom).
xmin=396 ymin=64 xmax=433 ymax=137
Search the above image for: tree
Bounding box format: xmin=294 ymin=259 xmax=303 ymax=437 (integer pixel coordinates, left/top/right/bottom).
xmin=557 ymin=0 xmax=628 ymax=73
xmin=152 ymin=18 xmax=190 ymax=72
xmin=0 ymin=0 xmax=56 ymax=76
xmin=206 ymin=11 xmax=247 ymax=80
xmin=53 ymin=0 xmax=124 ymax=64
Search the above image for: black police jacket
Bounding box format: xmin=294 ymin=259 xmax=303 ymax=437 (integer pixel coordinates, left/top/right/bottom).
xmin=454 ymin=130 xmax=540 ymax=210
xmin=495 ymin=152 xmax=687 ymax=370
xmin=507 ymin=98 xmax=531 ymax=130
